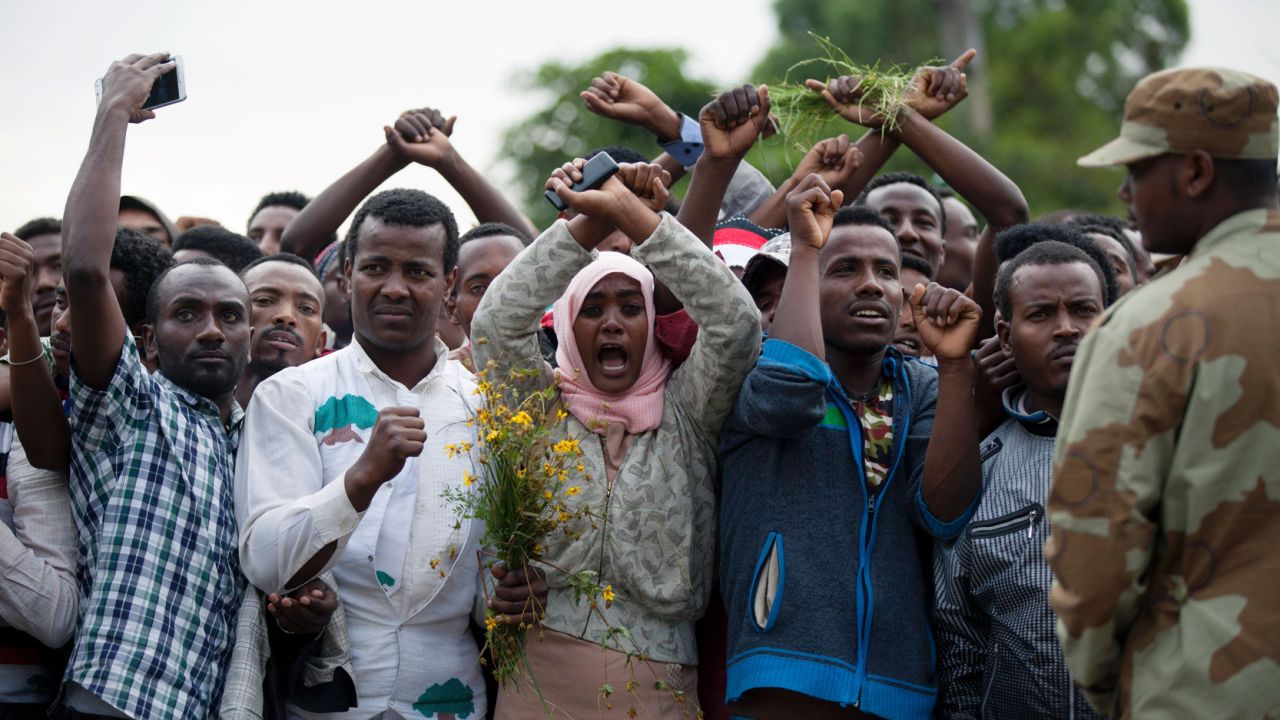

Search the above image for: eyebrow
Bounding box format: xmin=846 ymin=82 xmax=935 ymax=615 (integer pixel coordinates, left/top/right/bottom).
xmin=250 ymin=285 xmax=322 ymax=305
xmin=584 ymin=288 xmax=642 ymax=301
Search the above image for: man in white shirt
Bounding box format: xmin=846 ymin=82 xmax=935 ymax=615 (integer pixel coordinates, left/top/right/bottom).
xmin=236 ymin=188 xmax=543 ymax=719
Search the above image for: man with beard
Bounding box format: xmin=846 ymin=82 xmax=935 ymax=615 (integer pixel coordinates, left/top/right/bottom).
xmin=59 ymin=52 xmax=252 ymax=718
xmin=932 ymin=241 xmax=1109 ymax=719
xmin=235 ymin=253 xmax=327 ymax=408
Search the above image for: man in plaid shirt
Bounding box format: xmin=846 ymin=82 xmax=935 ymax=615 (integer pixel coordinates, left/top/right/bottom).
xmin=56 ymin=53 xmax=253 ymax=719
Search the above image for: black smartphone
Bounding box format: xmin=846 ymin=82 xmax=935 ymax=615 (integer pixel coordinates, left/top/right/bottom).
xmin=545 ymin=152 xmax=621 ymax=211
xmin=95 ymin=56 xmax=186 ymax=110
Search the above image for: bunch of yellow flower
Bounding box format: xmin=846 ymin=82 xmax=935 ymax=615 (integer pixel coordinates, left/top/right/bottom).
xmin=442 ymin=361 xmax=597 ymax=686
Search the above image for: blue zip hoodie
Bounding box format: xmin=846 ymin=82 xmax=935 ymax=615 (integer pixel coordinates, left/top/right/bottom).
xmin=717 ymin=339 xmax=978 ymax=719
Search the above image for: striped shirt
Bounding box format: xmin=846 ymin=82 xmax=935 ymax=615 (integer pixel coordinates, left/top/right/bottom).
xmin=67 ymin=335 xmax=245 ymax=718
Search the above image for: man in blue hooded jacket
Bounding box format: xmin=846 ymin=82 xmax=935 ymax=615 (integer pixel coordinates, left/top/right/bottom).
xmin=718 ymin=174 xmax=983 ymax=719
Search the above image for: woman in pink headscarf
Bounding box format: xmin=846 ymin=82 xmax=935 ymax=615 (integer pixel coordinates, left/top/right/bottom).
xmin=471 ymin=161 xmax=760 ymax=718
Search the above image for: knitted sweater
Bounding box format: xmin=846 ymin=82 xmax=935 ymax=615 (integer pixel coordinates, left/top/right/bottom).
xmin=470 ymin=215 xmax=760 ymax=664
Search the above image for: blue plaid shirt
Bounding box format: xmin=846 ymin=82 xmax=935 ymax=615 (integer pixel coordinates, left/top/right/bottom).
xmin=67 ymin=336 xmax=246 ymax=718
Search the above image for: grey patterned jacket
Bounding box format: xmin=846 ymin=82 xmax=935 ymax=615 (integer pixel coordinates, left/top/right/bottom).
xmin=219 ymin=572 xmax=355 ymax=719
xmin=471 ymin=214 xmax=760 ymax=665
xmin=932 ymin=388 xmax=1102 ymax=719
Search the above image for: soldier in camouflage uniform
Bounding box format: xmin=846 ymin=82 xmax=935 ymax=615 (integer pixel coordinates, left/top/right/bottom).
xmin=1048 ymin=67 xmax=1280 ymax=718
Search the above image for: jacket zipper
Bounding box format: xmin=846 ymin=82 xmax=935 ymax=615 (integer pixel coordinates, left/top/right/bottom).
xmin=981 ymin=642 xmax=999 ymax=719
xmin=845 ymin=357 xmax=912 ymax=708
xmin=967 ymin=503 xmax=1043 ymax=540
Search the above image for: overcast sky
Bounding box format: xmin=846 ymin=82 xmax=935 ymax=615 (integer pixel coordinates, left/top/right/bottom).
xmin=1 ymin=0 xmax=1276 ymax=239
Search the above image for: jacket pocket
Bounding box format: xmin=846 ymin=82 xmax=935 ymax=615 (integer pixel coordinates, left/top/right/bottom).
xmin=749 ymin=532 xmax=785 ymax=632
xmin=967 ymin=503 xmax=1043 ymax=540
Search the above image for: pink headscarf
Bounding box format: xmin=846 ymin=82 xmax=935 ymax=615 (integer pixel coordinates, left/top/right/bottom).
xmin=553 ymin=252 xmax=672 ymax=435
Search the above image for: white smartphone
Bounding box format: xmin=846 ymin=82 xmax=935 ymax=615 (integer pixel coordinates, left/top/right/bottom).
xmin=95 ymin=55 xmax=186 ymax=110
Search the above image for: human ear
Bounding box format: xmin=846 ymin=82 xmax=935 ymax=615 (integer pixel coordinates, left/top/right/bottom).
xmin=1183 ymin=150 xmax=1216 ymax=199
xmin=996 ymin=316 xmax=1013 ymax=356
xmin=141 ymin=323 xmax=160 ymax=364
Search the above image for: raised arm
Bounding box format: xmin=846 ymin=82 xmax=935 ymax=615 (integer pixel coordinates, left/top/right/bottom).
xmin=580 ymin=70 xmax=686 ymax=159
xmin=0 ymin=233 xmax=68 ymax=472
xmin=769 ymin=174 xmax=843 ymax=358
xmin=749 ymin=133 xmax=862 ymax=230
xmin=816 ymin=50 xmax=1026 ymax=335
xmin=279 ymin=143 xmax=408 ymax=260
xmin=808 ymin=52 xmax=975 ymax=203
xmin=677 ymin=84 xmax=775 ymax=247
xmin=63 ymin=53 xmax=173 ymax=390
xmin=386 ymin=109 xmax=537 ymax=238
xmin=908 ymin=282 xmax=983 ymax=527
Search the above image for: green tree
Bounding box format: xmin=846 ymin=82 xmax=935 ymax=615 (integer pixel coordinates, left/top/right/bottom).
xmin=748 ymin=0 xmax=1189 ymax=217
xmin=499 ymin=49 xmax=716 ymax=230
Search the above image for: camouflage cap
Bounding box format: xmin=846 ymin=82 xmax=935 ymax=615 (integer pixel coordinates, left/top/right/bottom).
xmin=1078 ymin=67 xmax=1278 ymax=168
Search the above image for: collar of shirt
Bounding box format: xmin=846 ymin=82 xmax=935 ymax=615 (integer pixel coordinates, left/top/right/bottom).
xmin=1190 ymin=207 xmax=1273 ymax=259
xmin=152 ymin=371 xmax=244 ymax=431
xmin=349 ymin=336 xmax=453 ymax=394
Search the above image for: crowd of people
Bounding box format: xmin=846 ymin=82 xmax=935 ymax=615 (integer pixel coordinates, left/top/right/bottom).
xmin=0 ymin=48 xmax=1276 ymax=720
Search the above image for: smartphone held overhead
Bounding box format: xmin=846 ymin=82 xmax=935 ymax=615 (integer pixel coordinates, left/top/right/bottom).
xmin=94 ymin=55 xmax=186 ymax=110
xmin=544 ymin=152 xmax=620 ymax=211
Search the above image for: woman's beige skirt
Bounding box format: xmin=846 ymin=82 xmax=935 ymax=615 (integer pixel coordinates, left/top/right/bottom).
xmin=494 ymin=628 xmax=700 ymax=720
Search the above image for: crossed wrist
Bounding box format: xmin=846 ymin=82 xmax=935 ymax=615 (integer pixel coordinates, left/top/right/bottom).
xmin=650 ymin=106 xmax=683 ymax=143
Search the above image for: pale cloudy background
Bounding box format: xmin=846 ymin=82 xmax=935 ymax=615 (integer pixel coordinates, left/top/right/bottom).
xmin=1 ymin=0 xmax=1276 ymax=239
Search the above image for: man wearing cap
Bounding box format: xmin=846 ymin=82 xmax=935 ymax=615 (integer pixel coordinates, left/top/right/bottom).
xmin=1047 ymin=67 xmax=1280 ymax=718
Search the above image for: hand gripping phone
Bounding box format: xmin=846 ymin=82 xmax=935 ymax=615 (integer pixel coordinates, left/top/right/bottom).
xmin=95 ymin=55 xmax=186 ymax=110
xmin=544 ymin=152 xmax=620 ymax=211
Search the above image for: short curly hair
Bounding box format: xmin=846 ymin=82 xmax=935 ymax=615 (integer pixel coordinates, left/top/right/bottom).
xmin=994 ymin=240 xmax=1109 ymax=321
xmin=247 ymin=191 xmax=309 ymax=227
xmin=855 ymin=171 xmax=948 ymax=237
xmin=173 ymin=226 xmax=265 ymax=273
xmin=993 ymin=222 xmax=1118 ymax=307
xmin=111 ymin=228 xmax=173 ymax=326
xmin=344 ymin=189 xmax=459 ymax=273
xmin=14 ymin=217 xmax=61 ymax=241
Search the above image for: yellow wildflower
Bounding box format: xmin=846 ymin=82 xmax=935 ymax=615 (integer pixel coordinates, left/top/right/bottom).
xmin=552 ymin=438 xmax=580 ymax=455
xmin=556 ymin=409 xmax=568 ymax=422
xmin=484 ymin=615 xmax=499 ymax=631
xmin=565 ymin=486 xmax=581 ymax=497
xmin=463 ymin=471 xmax=475 ymax=487
xmin=429 ymin=558 xmax=441 ymax=570
xmin=444 ymin=443 xmax=460 ymax=459
xmin=602 ymin=584 xmax=615 ymax=607
xmin=511 ymin=411 xmax=532 ymax=426
xmin=516 ymin=467 xmax=526 ymax=479
xmin=543 ymin=490 xmax=553 ymax=500
xmin=575 ymin=463 xmax=586 ymax=474
xmin=486 ymin=430 xmax=500 ymax=443
xmin=532 ymin=544 xmax=543 ymax=556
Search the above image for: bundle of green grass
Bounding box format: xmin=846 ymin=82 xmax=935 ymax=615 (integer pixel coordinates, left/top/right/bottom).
xmin=768 ymin=33 xmax=932 ymax=153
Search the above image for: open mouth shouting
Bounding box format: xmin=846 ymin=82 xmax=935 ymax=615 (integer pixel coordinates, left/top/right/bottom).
xmin=596 ymin=342 xmax=630 ymax=378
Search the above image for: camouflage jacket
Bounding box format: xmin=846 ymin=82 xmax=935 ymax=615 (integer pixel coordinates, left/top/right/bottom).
xmin=1047 ymin=208 xmax=1280 ymax=718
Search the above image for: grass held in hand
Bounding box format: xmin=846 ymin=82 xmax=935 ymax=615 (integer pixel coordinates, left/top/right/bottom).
xmin=769 ymin=33 xmax=926 ymax=152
